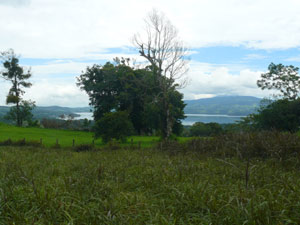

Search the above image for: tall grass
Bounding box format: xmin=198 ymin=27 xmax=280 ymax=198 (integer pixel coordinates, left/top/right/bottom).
xmin=0 ymin=144 xmax=300 ymax=224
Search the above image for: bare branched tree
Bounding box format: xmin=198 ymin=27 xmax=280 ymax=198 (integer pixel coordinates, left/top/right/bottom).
xmin=133 ymin=9 xmax=189 ymax=88
xmin=133 ymin=9 xmax=189 ymax=139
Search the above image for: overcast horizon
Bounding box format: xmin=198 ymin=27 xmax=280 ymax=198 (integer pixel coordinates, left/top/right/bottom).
xmin=1 ymin=0 xmax=300 ymax=107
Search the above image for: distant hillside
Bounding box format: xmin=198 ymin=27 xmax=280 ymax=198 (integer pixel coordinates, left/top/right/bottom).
xmin=32 ymin=106 xmax=91 ymax=119
xmin=0 ymin=106 xmax=92 ymax=120
xmin=0 ymin=96 xmax=262 ymax=121
xmin=184 ymin=96 xmax=262 ymax=116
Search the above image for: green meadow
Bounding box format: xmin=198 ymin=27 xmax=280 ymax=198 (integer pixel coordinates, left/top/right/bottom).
xmin=0 ymin=122 xmax=162 ymax=148
xmin=1 ymin=123 xmax=300 ymax=224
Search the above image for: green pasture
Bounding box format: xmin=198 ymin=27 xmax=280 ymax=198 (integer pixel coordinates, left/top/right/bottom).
xmin=0 ymin=123 xmax=190 ymax=148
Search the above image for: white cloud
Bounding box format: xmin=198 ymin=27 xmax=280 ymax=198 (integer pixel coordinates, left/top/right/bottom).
xmin=1 ymin=77 xmax=89 ymax=107
xmin=244 ymin=54 xmax=267 ymax=60
xmin=182 ymin=61 xmax=276 ymax=100
xmin=24 ymin=79 xmax=89 ymax=107
xmin=1 ymin=0 xmax=298 ymax=106
xmin=285 ymin=56 xmax=300 ymax=62
xmin=0 ymin=0 xmax=30 ymax=7
xmin=1 ymin=0 xmax=300 ymax=59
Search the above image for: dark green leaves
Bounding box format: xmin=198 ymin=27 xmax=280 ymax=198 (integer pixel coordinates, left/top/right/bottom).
xmin=0 ymin=49 xmax=34 ymax=126
xmin=257 ymin=63 xmax=300 ymax=100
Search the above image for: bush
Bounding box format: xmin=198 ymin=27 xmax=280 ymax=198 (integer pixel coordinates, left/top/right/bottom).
xmin=185 ymin=131 xmax=300 ymax=160
xmin=190 ymin=122 xmax=223 ymax=137
xmin=94 ymin=111 xmax=134 ymax=143
xmin=243 ymin=99 xmax=300 ymax=132
xmin=0 ymin=139 xmax=41 ymax=147
xmin=74 ymin=144 xmax=94 ymax=152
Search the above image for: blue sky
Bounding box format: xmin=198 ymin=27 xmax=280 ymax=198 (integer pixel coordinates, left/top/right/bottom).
xmin=191 ymin=47 xmax=300 ymax=71
xmin=1 ymin=0 xmax=300 ymax=106
xmin=20 ymin=46 xmax=300 ymax=71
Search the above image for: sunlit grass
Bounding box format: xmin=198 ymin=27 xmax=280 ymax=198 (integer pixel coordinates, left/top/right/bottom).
xmin=0 ymin=122 xmax=190 ymax=148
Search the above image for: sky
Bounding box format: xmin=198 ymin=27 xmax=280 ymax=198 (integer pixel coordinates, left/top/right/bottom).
xmin=1 ymin=0 xmax=300 ymax=106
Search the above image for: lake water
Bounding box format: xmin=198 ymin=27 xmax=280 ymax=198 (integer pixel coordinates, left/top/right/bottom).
xmin=75 ymin=112 xmax=245 ymax=125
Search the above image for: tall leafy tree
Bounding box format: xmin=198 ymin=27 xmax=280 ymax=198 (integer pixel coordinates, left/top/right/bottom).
xmin=241 ymin=99 xmax=300 ymax=132
xmin=5 ymin=100 xmax=36 ymax=126
xmin=257 ymin=63 xmax=300 ymax=100
xmin=77 ymin=59 xmax=185 ymax=136
xmin=0 ymin=49 xmax=34 ymax=126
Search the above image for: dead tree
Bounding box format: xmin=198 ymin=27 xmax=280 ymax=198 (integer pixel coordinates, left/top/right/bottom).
xmin=133 ymin=9 xmax=189 ymax=139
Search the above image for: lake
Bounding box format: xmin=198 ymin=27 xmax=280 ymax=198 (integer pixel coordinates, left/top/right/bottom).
xmin=75 ymin=112 xmax=245 ymax=125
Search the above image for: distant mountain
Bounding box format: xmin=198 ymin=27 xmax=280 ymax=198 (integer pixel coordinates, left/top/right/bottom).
xmin=0 ymin=96 xmax=262 ymax=121
xmin=32 ymin=106 xmax=92 ymax=119
xmin=0 ymin=105 xmax=92 ymax=120
xmin=184 ymin=96 xmax=262 ymax=116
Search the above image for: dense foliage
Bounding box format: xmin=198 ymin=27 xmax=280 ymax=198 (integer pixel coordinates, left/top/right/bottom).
xmin=241 ymin=98 xmax=300 ymax=132
xmin=94 ymin=111 xmax=134 ymax=143
xmin=0 ymin=49 xmax=34 ymax=126
xmin=189 ymin=122 xmax=223 ymax=137
xmin=77 ymin=60 xmax=185 ymax=137
xmin=257 ymin=63 xmax=300 ymax=100
xmin=4 ymin=100 xmax=35 ymax=126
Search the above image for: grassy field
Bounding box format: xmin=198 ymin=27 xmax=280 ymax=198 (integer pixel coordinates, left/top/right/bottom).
xmin=0 ymin=122 xmax=192 ymax=148
xmin=0 ymin=146 xmax=299 ymax=224
xmin=1 ymin=123 xmax=300 ymax=223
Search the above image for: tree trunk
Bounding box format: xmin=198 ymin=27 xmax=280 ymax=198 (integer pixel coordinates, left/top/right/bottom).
xmin=16 ymin=100 xmax=21 ymax=126
xmin=166 ymin=107 xmax=172 ymax=139
xmin=162 ymin=97 xmax=173 ymax=140
xmin=15 ymin=76 xmax=21 ymax=127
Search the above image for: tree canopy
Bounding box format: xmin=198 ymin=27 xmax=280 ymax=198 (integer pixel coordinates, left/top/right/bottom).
xmin=257 ymin=63 xmax=300 ymax=100
xmin=0 ymin=49 xmax=35 ymax=126
xmin=77 ymin=59 xmax=185 ymax=137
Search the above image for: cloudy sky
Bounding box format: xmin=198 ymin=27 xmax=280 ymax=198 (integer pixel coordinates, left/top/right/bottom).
xmin=1 ymin=0 xmax=300 ymax=106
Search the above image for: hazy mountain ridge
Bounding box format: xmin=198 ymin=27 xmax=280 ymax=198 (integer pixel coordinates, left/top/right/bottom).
xmin=0 ymin=96 xmax=262 ymax=120
xmin=184 ymin=96 xmax=262 ymax=116
xmin=0 ymin=106 xmax=92 ymax=120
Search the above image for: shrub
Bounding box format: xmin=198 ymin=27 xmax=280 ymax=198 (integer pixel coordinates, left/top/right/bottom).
xmin=0 ymin=138 xmax=13 ymax=146
xmin=190 ymin=122 xmax=223 ymax=137
xmin=74 ymin=144 xmax=94 ymax=152
xmin=185 ymin=131 xmax=300 ymax=160
xmin=243 ymin=99 xmax=300 ymax=132
xmin=0 ymin=139 xmax=41 ymax=147
xmin=94 ymin=111 xmax=134 ymax=143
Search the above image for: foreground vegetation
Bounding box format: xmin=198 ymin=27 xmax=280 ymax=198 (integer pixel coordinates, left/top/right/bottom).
xmin=0 ymin=131 xmax=300 ymax=224
xmin=0 ymin=146 xmax=299 ymax=224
